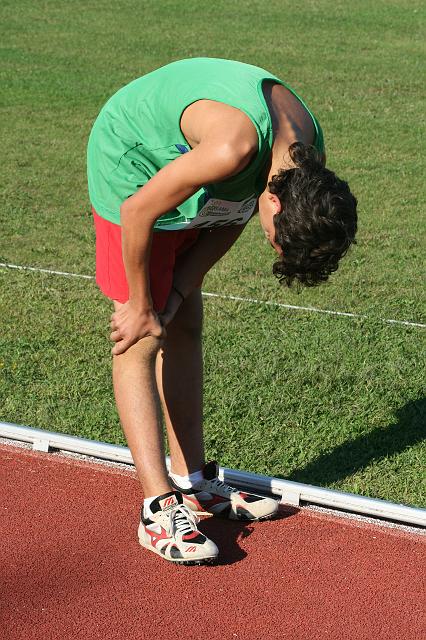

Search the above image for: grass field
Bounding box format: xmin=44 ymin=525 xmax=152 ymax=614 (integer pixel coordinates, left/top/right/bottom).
xmin=1 ymin=0 xmax=425 ymax=507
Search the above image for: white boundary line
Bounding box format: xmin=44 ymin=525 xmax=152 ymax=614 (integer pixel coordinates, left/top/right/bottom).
xmin=0 ymin=262 xmax=94 ymax=280
xmin=1 ymin=261 xmax=425 ymax=329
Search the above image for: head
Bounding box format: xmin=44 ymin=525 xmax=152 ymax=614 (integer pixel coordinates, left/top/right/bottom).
xmin=258 ymin=142 xmax=358 ymax=288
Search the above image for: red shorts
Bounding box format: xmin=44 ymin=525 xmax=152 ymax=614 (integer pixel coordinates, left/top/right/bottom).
xmin=93 ymin=208 xmax=200 ymax=312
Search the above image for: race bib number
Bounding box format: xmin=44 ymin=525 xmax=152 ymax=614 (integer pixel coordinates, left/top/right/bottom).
xmin=184 ymin=194 xmax=258 ymax=229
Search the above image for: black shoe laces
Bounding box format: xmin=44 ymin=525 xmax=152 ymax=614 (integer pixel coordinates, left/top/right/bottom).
xmin=171 ymin=505 xmax=199 ymax=537
xmin=209 ymin=478 xmax=238 ymax=494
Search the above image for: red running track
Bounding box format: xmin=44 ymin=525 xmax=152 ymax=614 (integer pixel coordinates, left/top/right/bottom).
xmin=1 ymin=443 xmax=425 ymax=640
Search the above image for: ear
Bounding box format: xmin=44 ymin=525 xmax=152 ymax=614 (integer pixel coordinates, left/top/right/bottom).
xmin=268 ymin=193 xmax=282 ymax=214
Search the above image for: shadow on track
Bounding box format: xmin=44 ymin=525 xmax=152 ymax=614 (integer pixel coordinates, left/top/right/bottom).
xmin=198 ymin=506 xmax=298 ymax=565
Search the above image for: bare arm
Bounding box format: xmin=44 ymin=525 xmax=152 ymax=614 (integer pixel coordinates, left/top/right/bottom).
xmin=110 ymin=121 xmax=257 ymax=355
xmin=160 ymin=224 xmax=247 ymax=326
xmin=119 ymin=139 xmax=254 ymax=306
xmin=173 ymin=224 xmax=247 ymax=296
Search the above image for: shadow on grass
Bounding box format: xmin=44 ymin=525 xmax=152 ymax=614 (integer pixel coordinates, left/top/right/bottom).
xmin=284 ymin=397 xmax=426 ymax=488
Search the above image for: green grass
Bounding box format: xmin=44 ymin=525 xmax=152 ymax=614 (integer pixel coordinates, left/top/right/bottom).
xmin=1 ymin=0 xmax=425 ymax=507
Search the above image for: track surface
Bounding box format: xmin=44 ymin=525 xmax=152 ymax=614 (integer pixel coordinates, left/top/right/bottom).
xmin=1 ymin=443 xmax=425 ymax=640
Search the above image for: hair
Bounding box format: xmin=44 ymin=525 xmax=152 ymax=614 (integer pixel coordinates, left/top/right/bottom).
xmin=269 ymin=142 xmax=358 ymax=288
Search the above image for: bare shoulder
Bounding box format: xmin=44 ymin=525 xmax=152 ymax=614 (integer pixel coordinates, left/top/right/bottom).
xmin=180 ymin=99 xmax=258 ymax=156
xmin=262 ymin=80 xmax=315 ymax=146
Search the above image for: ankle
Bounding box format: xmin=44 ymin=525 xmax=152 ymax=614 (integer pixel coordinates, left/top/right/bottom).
xmin=169 ymin=469 xmax=204 ymax=489
xmin=143 ymin=489 xmax=179 ymax=518
xmin=143 ymin=481 xmax=173 ymax=497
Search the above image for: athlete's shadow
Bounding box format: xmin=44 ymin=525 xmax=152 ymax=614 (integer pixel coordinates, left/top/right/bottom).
xmin=284 ymin=398 xmax=426 ymax=488
xmin=197 ymin=505 xmax=298 ymax=565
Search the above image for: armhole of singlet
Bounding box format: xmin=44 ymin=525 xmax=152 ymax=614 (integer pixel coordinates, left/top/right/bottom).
xmin=178 ymin=98 xmax=263 ymax=157
xmin=257 ymin=76 xmax=322 ymax=150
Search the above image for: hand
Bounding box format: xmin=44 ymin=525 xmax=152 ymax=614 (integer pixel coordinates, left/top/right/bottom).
xmin=110 ymin=301 xmax=165 ymax=355
xmin=159 ymin=286 xmax=186 ymax=327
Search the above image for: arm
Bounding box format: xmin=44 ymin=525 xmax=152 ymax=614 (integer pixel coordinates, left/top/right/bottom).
xmin=160 ymin=224 xmax=247 ymax=326
xmin=174 ymin=224 xmax=247 ymax=295
xmin=110 ymin=131 xmax=257 ymax=355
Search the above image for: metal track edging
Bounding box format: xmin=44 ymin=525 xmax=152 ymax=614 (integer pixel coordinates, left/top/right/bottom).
xmin=1 ymin=421 xmax=424 ymax=527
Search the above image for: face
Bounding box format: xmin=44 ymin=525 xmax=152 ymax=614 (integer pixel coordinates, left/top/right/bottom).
xmin=258 ymin=190 xmax=283 ymax=255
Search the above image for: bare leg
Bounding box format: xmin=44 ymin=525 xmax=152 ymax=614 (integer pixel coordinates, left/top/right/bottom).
xmin=112 ymin=300 xmax=172 ymax=497
xmin=156 ymin=288 xmax=205 ymax=476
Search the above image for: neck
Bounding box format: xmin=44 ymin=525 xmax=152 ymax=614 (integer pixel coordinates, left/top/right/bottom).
xmin=268 ymin=135 xmax=299 ymax=182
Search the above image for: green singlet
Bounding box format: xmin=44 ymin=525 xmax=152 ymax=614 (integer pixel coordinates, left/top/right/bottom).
xmin=87 ymin=58 xmax=325 ymax=230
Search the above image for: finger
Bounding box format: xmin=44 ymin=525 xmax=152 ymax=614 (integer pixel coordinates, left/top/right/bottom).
xmin=110 ymin=330 xmax=122 ymax=342
xmin=155 ymin=323 xmax=167 ymax=339
xmin=112 ymin=339 xmax=131 ymax=356
xmin=111 ymin=309 xmax=122 ymax=323
xmin=148 ymin=321 xmax=163 ymax=337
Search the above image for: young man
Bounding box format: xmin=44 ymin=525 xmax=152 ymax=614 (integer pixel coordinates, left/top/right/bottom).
xmin=87 ymin=57 xmax=357 ymax=565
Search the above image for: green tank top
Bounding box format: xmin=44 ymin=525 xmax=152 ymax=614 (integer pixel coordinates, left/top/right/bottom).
xmin=87 ymin=58 xmax=325 ymax=230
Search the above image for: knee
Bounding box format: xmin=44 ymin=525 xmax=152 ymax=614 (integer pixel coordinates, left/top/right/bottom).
xmin=135 ymin=335 xmax=164 ymax=359
xmin=114 ymin=335 xmax=163 ymax=363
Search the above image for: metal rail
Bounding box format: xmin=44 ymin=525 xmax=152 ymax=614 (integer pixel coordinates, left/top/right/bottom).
xmin=1 ymin=421 xmax=425 ymax=527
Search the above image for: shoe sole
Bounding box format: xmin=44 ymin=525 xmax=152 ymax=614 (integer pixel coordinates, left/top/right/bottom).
xmin=138 ymin=536 xmax=218 ymax=566
xmin=177 ymin=491 xmax=280 ymax=521
xmin=187 ymin=506 xmax=279 ymax=521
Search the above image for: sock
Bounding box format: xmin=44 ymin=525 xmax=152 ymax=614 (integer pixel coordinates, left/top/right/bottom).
xmin=143 ymin=490 xmax=182 ymax=519
xmin=169 ymin=469 xmax=204 ymax=490
xmin=143 ymin=496 xmax=158 ymax=518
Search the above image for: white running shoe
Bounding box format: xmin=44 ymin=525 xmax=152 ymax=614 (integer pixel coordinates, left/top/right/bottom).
xmin=170 ymin=461 xmax=280 ymax=521
xmin=138 ymin=491 xmax=219 ymax=565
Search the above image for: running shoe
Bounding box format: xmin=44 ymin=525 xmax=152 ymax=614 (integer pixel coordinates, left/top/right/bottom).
xmin=137 ymin=490 xmax=219 ymax=565
xmin=169 ymin=461 xmax=280 ymax=521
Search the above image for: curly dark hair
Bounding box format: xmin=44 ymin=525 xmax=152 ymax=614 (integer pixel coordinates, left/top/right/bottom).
xmin=269 ymin=142 xmax=358 ymax=288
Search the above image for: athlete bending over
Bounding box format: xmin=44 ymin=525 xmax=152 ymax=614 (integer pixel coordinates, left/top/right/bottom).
xmin=87 ymin=57 xmax=357 ymax=564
